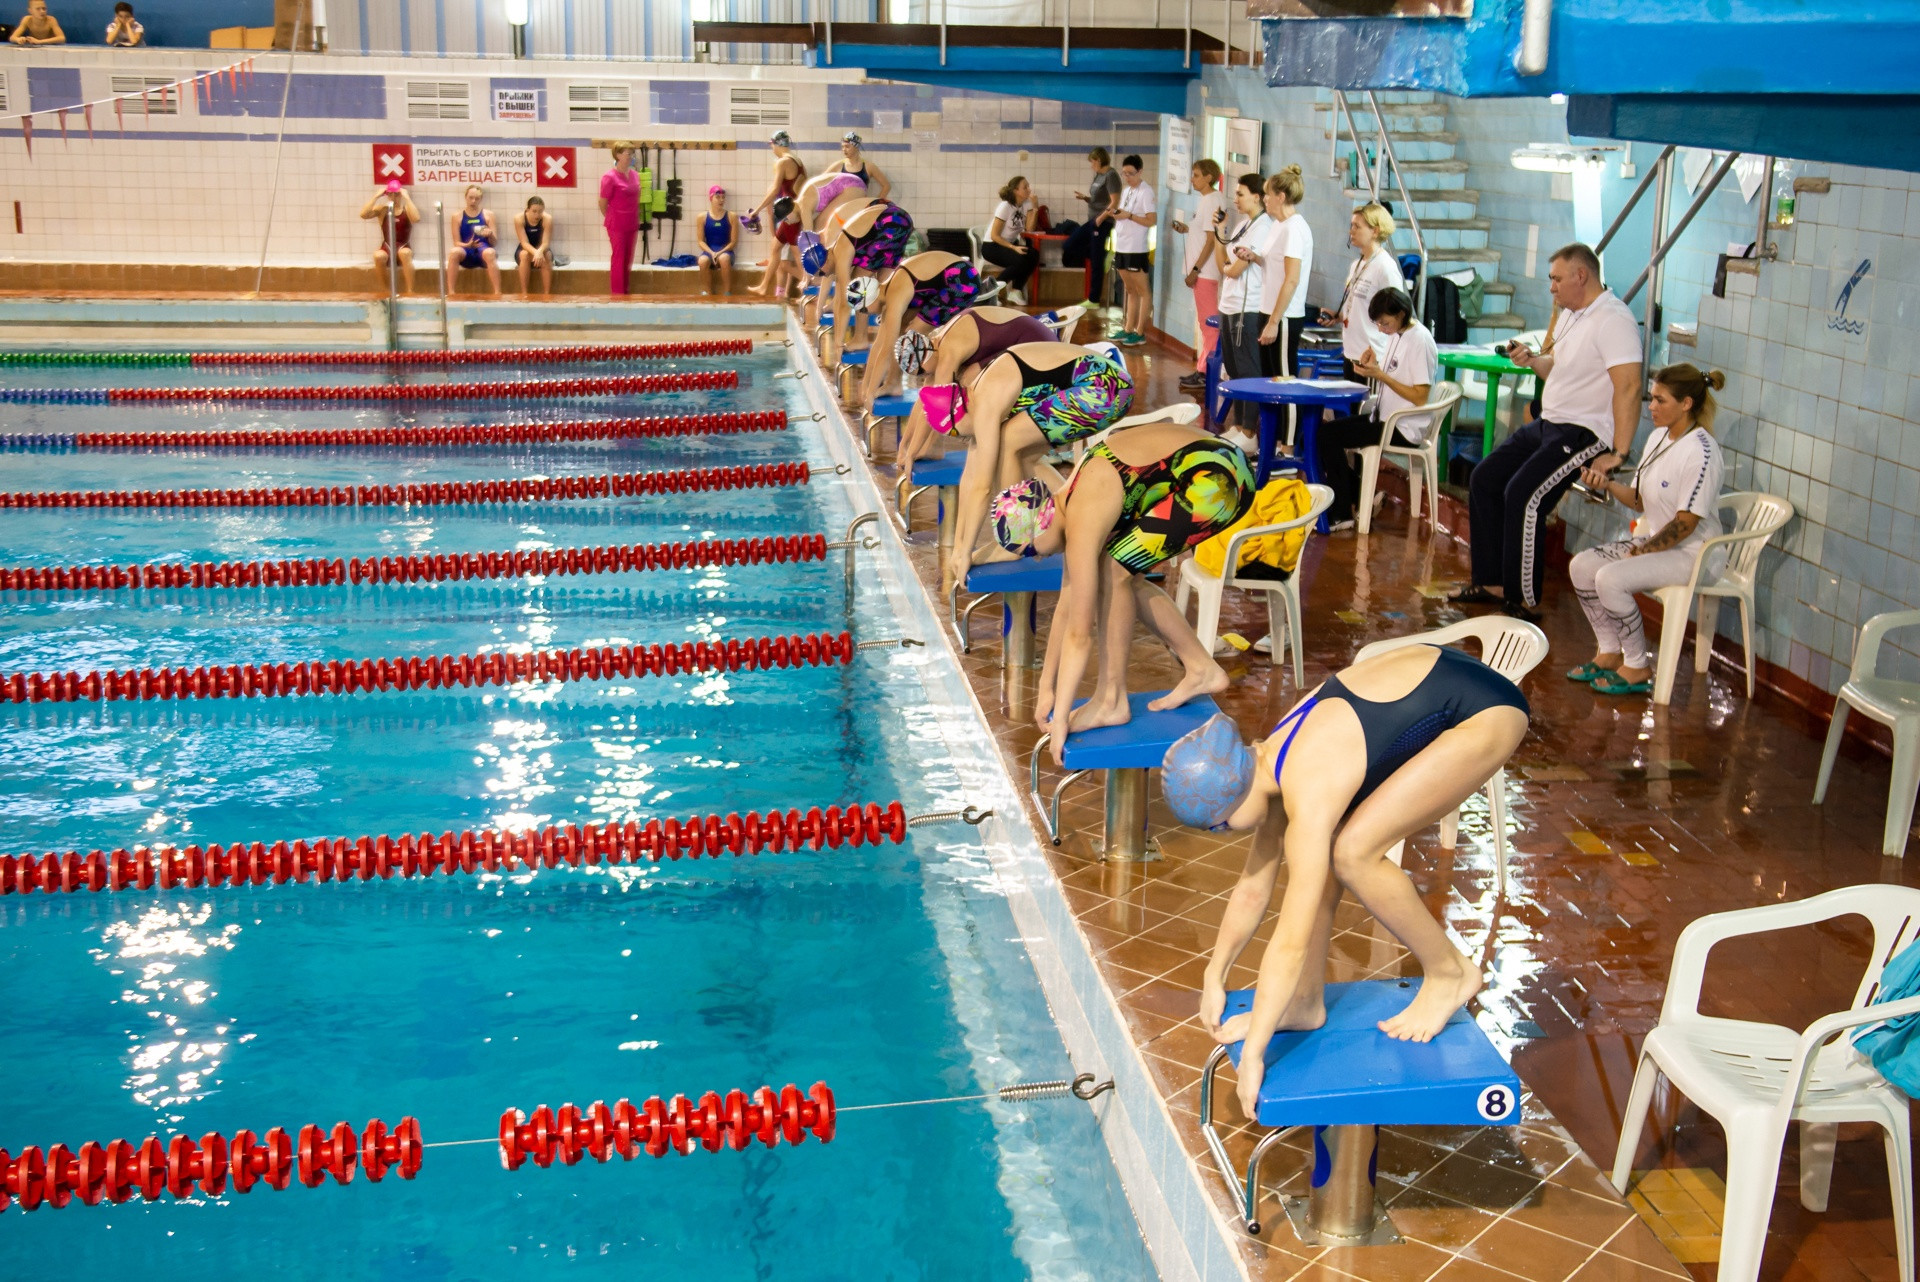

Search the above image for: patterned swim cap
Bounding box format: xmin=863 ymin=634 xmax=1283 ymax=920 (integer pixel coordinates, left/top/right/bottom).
xmin=846 ymin=274 xmax=881 ymax=313
xmin=990 ymin=479 xmax=1056 ymax=556
xmin=1160 ymin=714 xmax=1257 ymax=830
xmin=894 ymin=330 xmax=932 ymax=375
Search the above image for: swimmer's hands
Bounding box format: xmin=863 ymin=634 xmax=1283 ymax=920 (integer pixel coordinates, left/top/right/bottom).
xmin=1235 ymin=1047 xmax=1264 ymax=1122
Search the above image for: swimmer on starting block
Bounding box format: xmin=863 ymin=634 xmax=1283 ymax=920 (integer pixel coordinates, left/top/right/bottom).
xmin=1159 ymin=644 xmax=1530 ymax=1120
xmin=856 ymin=251 xmax=982 ymax=413
xmin=892 ymin=306 xmax=1058 ymax=475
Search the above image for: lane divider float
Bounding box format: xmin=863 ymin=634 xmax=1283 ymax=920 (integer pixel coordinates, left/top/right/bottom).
xmin=0 ymin=340 xmax=753 ymax=368
xmin=1 ymin=409 xmax=786 ymax=452
xmin=498 ymin=1084 xmax=833 ymax=1169
xmin=0 ymin=801 xmax=991 ymax=897
xmin=0 ymin=461 xmax=811 ymax=511
xmin=0 ymin=534 xmax=830 ymax=593
xmin=0 ymin=371 xmax=738 ymax=405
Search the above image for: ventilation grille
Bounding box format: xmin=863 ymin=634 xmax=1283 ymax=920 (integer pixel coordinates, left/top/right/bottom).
xmin=112 ymin=75 xmax=185 ymax=114
xmin=568 ymin=83 xmax=631 ymax=123
xmin=727 ymin=86 xmax=790 ymax=127
xmin=406 ymin=81 xmax=471 ymax=121
xmin=0 ymin=73 xmax=9 ymax=116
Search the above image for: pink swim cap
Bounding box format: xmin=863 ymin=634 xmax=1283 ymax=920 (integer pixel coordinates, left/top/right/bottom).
xmin=919 ymin=382 xmax=970 ymax=436
xmin=384 ymin=179 xmax=403 ymax=193
xmin=708 ymin=184 xmax=726 ymax=197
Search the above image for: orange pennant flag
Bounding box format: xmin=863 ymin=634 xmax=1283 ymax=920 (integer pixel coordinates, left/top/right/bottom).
xmin=20 ymin=115 xmax=31 ymax=160
xmin=84 ymin=102 xmax=94 ymax=140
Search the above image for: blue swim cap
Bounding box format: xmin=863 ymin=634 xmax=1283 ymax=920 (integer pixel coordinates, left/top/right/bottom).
xmin=1160 ymin=714 xmax=1256 ymax=830
xmin=797 ymin=231 xmax=827 ymax=276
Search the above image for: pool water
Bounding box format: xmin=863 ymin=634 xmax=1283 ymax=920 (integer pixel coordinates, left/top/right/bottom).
xmin=0 ymin=350 xmax=1159 ymax=1280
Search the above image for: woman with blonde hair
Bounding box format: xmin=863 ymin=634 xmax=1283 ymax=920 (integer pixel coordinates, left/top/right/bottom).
xmin=1256 ymin=165 xmax=1313 ymax=378
xmin=1320 ymin=201 xmax=1403 ymax=376
xmin=1564 ymin=364 xmax=1729 ymax=696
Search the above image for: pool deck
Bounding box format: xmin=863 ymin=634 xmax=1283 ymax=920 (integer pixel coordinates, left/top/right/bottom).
xmin=867 ymin=329 xmax=1918 ymax=1282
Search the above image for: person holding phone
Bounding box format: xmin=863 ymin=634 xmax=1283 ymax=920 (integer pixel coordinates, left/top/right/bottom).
xmin=1319 ymin=203 xmax=1403 ymax=378
xmin=1170 ymin=160 xmax=1224 ymax=390
xmin=1212 ymin=173 xmax=1276 ymax=450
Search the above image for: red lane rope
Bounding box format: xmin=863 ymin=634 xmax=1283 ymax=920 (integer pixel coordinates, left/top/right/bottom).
xmin=0 ymin=801 xmax=910 ymax=897
xmin=0 ymin=461 xmax=809 ymax=511
xmin=190 ymin=340 xmax=753 ymax=367
xmin=0 ymin=628 xmax=856 ymax=707
xmin=0 ymin=1118 xmax=420 ymax=1212
xmin=500 ymin=1084 xmax=834 ymax=1168
xmin=69 ymin=410 xmax=786 ymax=449
xmin=0 ymin=534 xmax=829 ymax=594
xmin=104 ymin=370 xmax=738 ymax=404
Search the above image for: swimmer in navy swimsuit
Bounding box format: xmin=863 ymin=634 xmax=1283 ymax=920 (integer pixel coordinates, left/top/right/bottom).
xmin=445 ymin=184 xmax=502 ymax=295
xmin=696 ymin=186 xmax=739 ymax=296
xmin=1158 ymin=641 xmax=1532 ymax=1119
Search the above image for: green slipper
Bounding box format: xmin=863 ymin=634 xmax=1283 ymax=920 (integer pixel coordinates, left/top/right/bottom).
xmin=1565 ymin=662 xmax=1616 ymax=683
xmin=1591 ymin=672 xmax=1653 ymax=695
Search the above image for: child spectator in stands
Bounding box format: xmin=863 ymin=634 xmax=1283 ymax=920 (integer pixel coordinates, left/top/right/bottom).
xmin=697 ymin=186 xmax=739 ymax=297
xmin=447 ymin=184 xmax=502 ymax=297
xmin=9 ymin=0 xmax=66 ymax=43
xmin=514 ymin=196 xmax=554 ymax=296
xmin=360 ymin=180 xmax=419 ymax=294
xmin=104 ymin=3 xmax=142 ymax=45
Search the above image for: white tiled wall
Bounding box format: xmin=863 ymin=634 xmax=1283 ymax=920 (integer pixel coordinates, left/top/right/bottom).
xmin=0 ymin=50 xmax=1157 ymax=270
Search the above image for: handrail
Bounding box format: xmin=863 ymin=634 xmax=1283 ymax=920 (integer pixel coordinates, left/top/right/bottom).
xmin=1367 ymin=89 xmax=1427 ymax=317
xmin=434 ymin=200 xmax=450 ymax=353
xmin=1593 ymin=142 xmax=1675 ymax=256
xmin=1062 ymin=0 xmax=1071 ymax=65
xmin=1513 ymin=0 xmax=1551 ymax=75
xmin=385 ymin=204 xmax=399 ymax=352
xmin=1624 ymin=150 xmax=1739 ymax=305
xmin=1331 ymin=91 xmax=1379 ymax=202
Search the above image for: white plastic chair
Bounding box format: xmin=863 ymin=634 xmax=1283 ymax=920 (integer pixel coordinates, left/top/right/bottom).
xmin=1649 ymin=491 xmax=1794 ymax=706
xmin=1173 ymin=483 xmax=1334 ymax=689
xmin=1355 ymin=381 xmax=1464 ymax=535
xmin=1039 ymin=305 xmax=1088 ymax=340
xmin=1610 ymin=885 xmax=1920 ymax=1282
xmin=1814 ymin=608 xmax=1920 ymax=856
xmin=1355 ymin=616 xmax=1549 ymax=895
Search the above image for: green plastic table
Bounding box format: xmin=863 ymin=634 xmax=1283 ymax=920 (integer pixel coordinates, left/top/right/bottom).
xmin=1437 ymin=347 xmax=1542 ymax=456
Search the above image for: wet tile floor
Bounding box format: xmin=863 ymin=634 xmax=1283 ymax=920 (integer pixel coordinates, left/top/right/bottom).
xmin=859 ymin=329 xmax=1919 ymax=1282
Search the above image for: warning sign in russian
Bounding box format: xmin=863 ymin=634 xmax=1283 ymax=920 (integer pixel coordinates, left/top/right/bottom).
xmin=410 ymin=145 xmax=541 ymax=187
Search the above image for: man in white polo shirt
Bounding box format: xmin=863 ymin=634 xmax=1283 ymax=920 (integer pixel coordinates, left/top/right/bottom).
xmin=1454 ymin=243 xmax=1642 ymax=620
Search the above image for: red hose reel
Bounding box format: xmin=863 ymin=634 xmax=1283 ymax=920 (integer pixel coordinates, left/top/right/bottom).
xmin=0 ymin=534 xmax=829 ymax=594
xmin=500 ymin=1083 xmax=834 ymax=1169
xmin=71 ymin=409 xmax=785 ymax=450
xmin=0 ymin=1118 xmax=421 ymax=1212
xmin=0 ymin=461 xmax=810 ymax=512
xmin=0 ymin=802 xmax=910 ymax=898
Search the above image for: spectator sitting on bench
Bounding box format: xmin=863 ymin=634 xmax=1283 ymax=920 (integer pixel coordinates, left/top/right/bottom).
xmin=992 ymin=413 xmax=1256 ymax=763
xmin=1158 ymin=645 xmax=1530 ymax=1119
xmin=360 ymin=180 xmax=419 ymax=294
xmin=447 ymin=184 xmax=502 ymax=297
xmin=696 ymin=185 xmax=739 ymax=297
xmin=9 ymin=0 xmax=65 ymax=43
xmin=513 ymin=196 xmax=554 ymax=296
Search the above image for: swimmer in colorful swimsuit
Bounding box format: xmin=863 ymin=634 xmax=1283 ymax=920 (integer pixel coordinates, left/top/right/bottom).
xmin=990 ymin=415 xmax=1255 ymax=750
xmin=928 ymin=341 xmax=1134 ymax=600
xmin=1155 ymin=645 xmax=1530 ymax=1120
xmin=893 ymin=305 xmax=1059 ymax=476
xmin=819 ymin=197 xmax=914 ymax=368
xmin=856 ymin=250 xmax=983 ymax=412
xmin=794 ymin=172 xmax=874 ymax=329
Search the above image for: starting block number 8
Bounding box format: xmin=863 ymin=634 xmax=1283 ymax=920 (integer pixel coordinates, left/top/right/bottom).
xmin=1476 ymin=1085 xmax=1514 ymax=1121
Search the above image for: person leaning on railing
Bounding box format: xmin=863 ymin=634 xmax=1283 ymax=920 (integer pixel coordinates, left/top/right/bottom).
xmin=9 ymin=0 xmax=65 ymax=43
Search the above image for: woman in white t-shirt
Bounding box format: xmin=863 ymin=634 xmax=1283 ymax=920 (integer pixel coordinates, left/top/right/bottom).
xmin=1168 ymin=159 xmax=1224 ymax=388
xmin=1211 ymin=173 xmax=1272 ymax=438
xmin=1255 ymin=165 xmax=1314 ymax=379
xmin=1109 ymin=154 xmax=1157 ymax=347
xmin=1311 ymin=288 xmax=1439 ymax=528
xmin=1320 ymin=202 xmax=1403 ymax=375
xmin=1566 ymin=364 xmax=1728 ymax=696
xmin=983 ymin=175 xmax=1040 ymax=304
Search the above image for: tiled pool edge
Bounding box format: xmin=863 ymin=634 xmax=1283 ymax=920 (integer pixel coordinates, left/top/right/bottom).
xmin=785 ymin=320 xmax=1248 ymax=1282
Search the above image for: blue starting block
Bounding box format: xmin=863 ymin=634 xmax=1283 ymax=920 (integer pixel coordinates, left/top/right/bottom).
xmin=865 ymin=393 xmax=916 ymax=458
xmin=1201 ymin=980 xmax=1521 ymax=1244
xmin=895 ymin=450 xmax=967 ymax=546
xmin=1029 ymin=692 xmax=1220 ymax=861
xmin=950 ymin=553 xmax=1063 ymax=664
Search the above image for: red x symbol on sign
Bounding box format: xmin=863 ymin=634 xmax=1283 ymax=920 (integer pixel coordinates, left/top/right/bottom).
xmin=372 ymin=144 xmax=412 ymax=186
xmin=535 ymin=145 xmax=576 ymax=189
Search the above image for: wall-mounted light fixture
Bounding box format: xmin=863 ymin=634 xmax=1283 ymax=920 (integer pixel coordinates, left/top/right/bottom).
xmin=1509 ymin=143 xmax=1618 ymax=173
xmin=505 ymin=0 xmax=529 ymax=58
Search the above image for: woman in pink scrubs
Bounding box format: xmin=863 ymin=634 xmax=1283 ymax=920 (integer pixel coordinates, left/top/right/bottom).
xmin=599 ymin=144 xmax=642 ymax=296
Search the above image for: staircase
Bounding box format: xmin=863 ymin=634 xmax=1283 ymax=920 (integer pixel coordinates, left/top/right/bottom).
xmin=1314 ymin=91 xmax=1530 ymax=346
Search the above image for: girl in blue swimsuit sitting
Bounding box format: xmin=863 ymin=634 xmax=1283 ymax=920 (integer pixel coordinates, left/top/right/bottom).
xmin=446 ymin=184 xmax=502 ymax=296
xmin=697 ymin=185 xmax=739 ymax=297
xmin=1159 ymin=643 xmax=1531 ymax=1121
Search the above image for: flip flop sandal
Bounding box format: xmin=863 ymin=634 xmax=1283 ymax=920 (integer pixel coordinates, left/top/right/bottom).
xmin=1448 ymin=585 xmax=1502 ymax=605
xmin=1591 ymin=673 xmax=1653 ymax=696
xmin=1565 ymin=663 xmax=1616 ymax=683
xmin=1502 ymin=601 xmax=1544 ymax=624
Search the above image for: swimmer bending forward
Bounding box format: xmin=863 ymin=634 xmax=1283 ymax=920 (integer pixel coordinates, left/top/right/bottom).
xmin=1160 ymin=643 xmax=1530 ymax=1121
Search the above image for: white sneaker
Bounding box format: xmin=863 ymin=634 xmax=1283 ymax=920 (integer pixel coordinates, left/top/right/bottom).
xmin=1006 ymin=288 xmax=1028 ymax=305
xmin=1252 ymin=635 xmax=1274 ymax=654
xmin=1223 ymin=429 xmax=1258 ymax=454
xmin=1329 ymin=518 xmax=1356 ymax=532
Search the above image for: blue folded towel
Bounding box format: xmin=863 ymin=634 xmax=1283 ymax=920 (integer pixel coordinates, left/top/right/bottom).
xmin=651 ymin=255 xmax=700 ymax=268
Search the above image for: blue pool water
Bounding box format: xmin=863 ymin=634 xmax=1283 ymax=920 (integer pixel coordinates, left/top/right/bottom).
xmin=0 ymin=350 xmax=1158 ymax=1280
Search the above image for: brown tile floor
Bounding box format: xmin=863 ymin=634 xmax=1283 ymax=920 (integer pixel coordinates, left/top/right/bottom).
xmin=855 ymin=321 xmax=1919 ymax=1282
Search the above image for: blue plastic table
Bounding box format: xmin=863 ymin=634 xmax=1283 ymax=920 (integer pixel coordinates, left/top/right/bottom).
xmin=1201 ymin=979 xmax=1521 ymax=1241
xmin=1029 ymin=691 xmax=1221 ymax=860
xmin=1217 ymin=376 xmax=1368 ymax=490
xmin=951 ymin=553 xmax=1064 ymax=664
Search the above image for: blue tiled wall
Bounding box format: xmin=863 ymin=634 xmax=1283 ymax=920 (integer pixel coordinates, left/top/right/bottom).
xmin=201 ymin=73 xmax=388 ymax=120
xmin=26 ymin=67 xmax=83 ymax=115
xmin=649 ymin=80 xmax=709 ymax=127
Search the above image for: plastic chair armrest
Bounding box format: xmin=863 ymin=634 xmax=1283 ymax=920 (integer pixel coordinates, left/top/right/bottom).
xmin=1851 ymin=609 xmax=1920 ymax=684
xmin=1218 ymin=498 xmax=1332 ymax=590
xmin=1780 ymin=992 xmax=1920 ymax=1116
xmin=1662 ymin=897 xmax=1878 ymax=1023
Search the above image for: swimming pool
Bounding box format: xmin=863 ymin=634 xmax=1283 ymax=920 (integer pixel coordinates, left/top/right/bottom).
xmin=0 ymin=347 xmax=1160 ymax=1279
